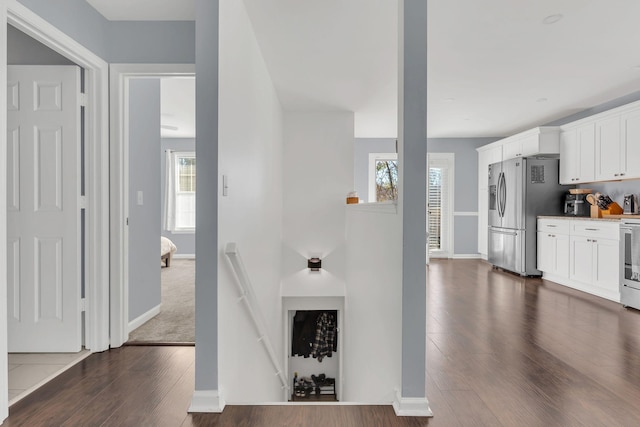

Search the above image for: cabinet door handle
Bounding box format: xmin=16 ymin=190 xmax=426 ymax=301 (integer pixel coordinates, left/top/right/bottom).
xmin=614 ymin=173 xmax=620 ymax=177
xmin=587 ymin=239 xmax=591 ymax=242
xmin=548 ymin=225 xmax=557 ymax=227
xmin=620 ymin=173 xmax=625 ymax=176
xmin=585 ymin=228 xmax=598 ymax=231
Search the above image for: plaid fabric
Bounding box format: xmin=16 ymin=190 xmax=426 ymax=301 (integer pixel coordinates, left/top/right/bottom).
xmin=311 ymin=312 xmax=336 ymax=362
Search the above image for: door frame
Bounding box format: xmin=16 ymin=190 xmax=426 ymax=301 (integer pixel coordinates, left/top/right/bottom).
xmin=427 ymin=153 xmax=455 ymax=259
xmin=0 ymin=0 xmax=110 ymax=420
xmin=109 ymin=64 xmax=195 ymax=347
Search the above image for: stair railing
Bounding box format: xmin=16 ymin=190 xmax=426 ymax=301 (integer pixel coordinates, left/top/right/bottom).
xmin=224 ymin=242 xmax=288 ymax=391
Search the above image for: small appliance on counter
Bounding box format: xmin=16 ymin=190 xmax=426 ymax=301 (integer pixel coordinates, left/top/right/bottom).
xmin=624 ymin=194 xmax=638 ymax=214
xmin=564 ymin=192 xmax=590 ymax=217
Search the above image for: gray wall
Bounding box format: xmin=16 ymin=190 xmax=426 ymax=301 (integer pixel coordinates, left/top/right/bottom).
xmin=161 ymin=138 xmax=196 ymax=256
xmin=547 ymin=90 xmax=640 ymax=127
xmin=128 ymin=79 xmax=162 ymax=322
xmin=109 ymin=21 xmax=195 ymax=63
xmin=354 ymin=136 xmax=500 ymax=255
xmin=427 ymin=138 xmax=499 ymax=212
xmin=428 ymin=138 xmax=500 ymax=256
xmin=17 ymin=0 xmax=110 ymax=59
xmin=8 ymin=25 xmax=74 ymax=65
xmin=17 ymin=0 xmax=195 ymax=63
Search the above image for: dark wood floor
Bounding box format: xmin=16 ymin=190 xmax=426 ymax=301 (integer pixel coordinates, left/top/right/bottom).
xmin=6 ymin=259 xmax=640 ymax=426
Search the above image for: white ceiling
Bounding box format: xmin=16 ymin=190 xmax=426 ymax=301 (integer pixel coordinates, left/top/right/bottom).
xmin=89 ymin=0 xmax=640 ymax=139
xmin=161 ymin=78 xmax=195 ymax=138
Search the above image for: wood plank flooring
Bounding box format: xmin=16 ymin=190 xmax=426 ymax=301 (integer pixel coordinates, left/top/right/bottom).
xmin=5 ymin=259 xmax=640 ymax=426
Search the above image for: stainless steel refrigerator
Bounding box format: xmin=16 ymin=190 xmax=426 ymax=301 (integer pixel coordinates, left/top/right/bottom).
xmin=488 ymin=157 xmax=568 ymax=276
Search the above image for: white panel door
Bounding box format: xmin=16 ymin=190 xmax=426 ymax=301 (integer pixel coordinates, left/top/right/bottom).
xmin=7 ymin=65 xmax=82 ymax=352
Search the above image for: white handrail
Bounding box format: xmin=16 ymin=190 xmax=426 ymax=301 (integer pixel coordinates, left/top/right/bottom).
xmin=224 ymin=242 xmax=288 ymax=390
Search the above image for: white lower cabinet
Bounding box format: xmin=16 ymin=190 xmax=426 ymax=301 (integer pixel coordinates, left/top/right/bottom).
xmin=537 ymin=231 xmax=569 ymax=278
xmin=538 ymin=218 xmax=620 ymax=302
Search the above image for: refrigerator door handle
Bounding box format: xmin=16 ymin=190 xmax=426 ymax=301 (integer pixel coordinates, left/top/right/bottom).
xmin=496 ymin=172 xmax=502 ymax=218
xmin=490 ymin=228 xmax=518 ymax=236
xmin=498 ymin=172 xmax=506 ymax=218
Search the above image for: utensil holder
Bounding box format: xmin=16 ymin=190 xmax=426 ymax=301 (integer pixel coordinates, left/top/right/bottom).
xmin=592 ymin=202 xmax=623 ymax=218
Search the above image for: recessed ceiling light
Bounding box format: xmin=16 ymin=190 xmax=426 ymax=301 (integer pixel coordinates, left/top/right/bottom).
xmin=536 ymin=98 xmax=548 ymax=103
xmin=543 ymin=14 xmax=563 ymax=25
xmin=444 ymin=98 xmax=455 ymax=102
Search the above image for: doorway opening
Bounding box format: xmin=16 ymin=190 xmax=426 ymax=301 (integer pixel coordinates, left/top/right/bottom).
xmin=427 ymin=153 xmax=454 ymax=259
xmin=109 ymin=65 xmax=196 ymax=348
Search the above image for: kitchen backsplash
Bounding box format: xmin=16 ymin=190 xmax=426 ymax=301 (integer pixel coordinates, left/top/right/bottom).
xmin=578 ymin=180 xmax=640 ymax=204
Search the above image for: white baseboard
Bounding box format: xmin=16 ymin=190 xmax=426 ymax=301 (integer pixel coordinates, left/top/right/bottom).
xmin=392 ymin=390 xmax=433 ymax=417
xmin=189 ymin=390 xmax=225 ymax=413
xmin=451 ymin=254 xmax=481 ymax=259
xmin=174 ymin=254 xmax=195 ymax=259
xmin=127 ymin=304 xmax=160 ymax=333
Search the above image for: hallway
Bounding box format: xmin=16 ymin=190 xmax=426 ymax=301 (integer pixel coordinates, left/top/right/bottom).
xmin=5 ymin=259 xmax=640 ymax=426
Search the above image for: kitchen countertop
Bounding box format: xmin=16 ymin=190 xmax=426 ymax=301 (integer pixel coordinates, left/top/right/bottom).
xmin=538 ymin=215 xmax=621 ymax=222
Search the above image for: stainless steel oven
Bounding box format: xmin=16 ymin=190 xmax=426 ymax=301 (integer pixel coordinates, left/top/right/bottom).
xmin=620 ymin=219 xmax=640 ymax=310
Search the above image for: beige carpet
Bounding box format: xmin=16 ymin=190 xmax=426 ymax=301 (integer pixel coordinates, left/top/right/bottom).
xmin=128 ymin=258 xmax=195 ymax=343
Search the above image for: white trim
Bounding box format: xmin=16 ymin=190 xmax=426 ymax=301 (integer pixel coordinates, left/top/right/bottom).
xmin=109 ymin=64 xmax=195 ymax=348
xmin=1 ymin=2 xmax=110 ymax=419
xmin=127 ymin=304 xmax=161 ymax=333
xmin=368 ymin=152 xmax=398 ymax=203
xmin=0 ymin=4 xmax=8 ymax=421
xmin=189 ymin=390 xmax=226 ymax=413
xmin=453 ymin=211 xmax=479 ymax=216
xmin=173 ymin=254 xmax=196 ymax=260
xmin=392 ymin=390 xmax=433 ymax=417
xmin=451 ymin=254 xmax=482 ymax=259
xmin=347 ymin=201 xmax=398 ymax=214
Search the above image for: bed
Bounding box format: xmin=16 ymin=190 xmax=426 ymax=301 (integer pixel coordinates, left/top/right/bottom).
xmin=161 ymin=236 xmax=177 ymax=267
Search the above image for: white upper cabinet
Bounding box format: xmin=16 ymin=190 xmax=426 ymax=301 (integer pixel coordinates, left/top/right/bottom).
xmin=595 ymin=115 xmax=623 ymax=181
xmin=559 ymin=123 xmax=595 ymax=184
xmin=501 ymin=127 xmax=560 ymax=161
xmin=558 ymin=100 xmax=640 ymax=184
xmin=622 ymin=108 xmax=640 ymax=179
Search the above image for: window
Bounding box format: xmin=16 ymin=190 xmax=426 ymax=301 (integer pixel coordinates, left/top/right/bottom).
xmin=165 ymin=151 xmax=196 ymax=232
xmin=368 ymin=153 xmax=398 ymax=202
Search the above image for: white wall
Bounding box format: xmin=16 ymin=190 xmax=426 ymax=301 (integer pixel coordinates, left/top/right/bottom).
xmin=281 ymin=112 xmax=355 ymax=298
xmin=217 ymin=0 xmax=284 ymax=403
xmin=344 ymin=206 xmax=402 ymax=402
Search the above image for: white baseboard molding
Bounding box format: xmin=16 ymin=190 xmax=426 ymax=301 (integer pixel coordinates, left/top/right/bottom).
xmin=542 ymin=273 xmax=620 ymax=303
xmin=189 ymin=390 xmax=226 ymax=413
xmin=174 ymin=253 xmax=195 ymax=259
xmin=392 ymin=390 xmax=433 ymax=417
xmin=127 ymin=304 xmax=161 ymax=333
xmin=451 ymin=254 xmax=481 ymax=259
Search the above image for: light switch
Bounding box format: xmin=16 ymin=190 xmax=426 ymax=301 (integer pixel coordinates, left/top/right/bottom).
xmin=137 ymin=191 xmax=144 ymax=205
